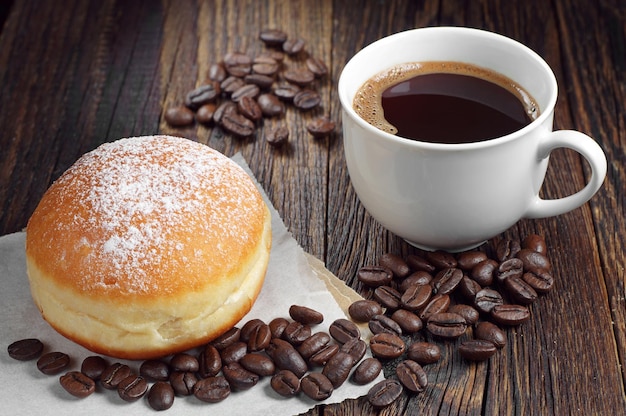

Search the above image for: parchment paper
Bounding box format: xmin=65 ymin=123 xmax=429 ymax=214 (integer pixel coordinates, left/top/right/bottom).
xmin=0 ymin=154 xmax=382 ymax=415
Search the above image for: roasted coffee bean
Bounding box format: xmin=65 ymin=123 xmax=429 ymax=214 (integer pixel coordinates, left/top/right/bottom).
xmin=197 ymin=344 xmax=222 ymax=378
xmin=239 ymin=353 xmax=275 ymax=377
xmin=322 ymin=351 xmax=355 ymax=388
xmin=352 ymin=357 xmax=382 ymax=385
xmin=457 ymin=251 xmax=488 ymax=271
xmin=283 ymin=321 xmax=312 ymax=345
xmin=391 ymin=309 xmax=423 ymax=333
xmin=496 ymin=239 xmax=521 ymax=261
xmin=185 ymin=83 xmax=219 ymax=109
xmin=426 ymin=250 xmax=457 ymax=269
xmin=247 ymin=323 xmax=272 ymax=352
xmin=221 ymin=111 xmax=256 ymax=137
xmin=222 ymin=362 xmax=259 ymax=390
xmin=373 ymin=285 xmax=402 ymax=310
xmin=305 ymin=56 xmax=329 ymax=77
xmin=407 ymin=341 xmax=441 ymax=365
xmin=265 ymin=125 xmax=289 ymax=146
xmin=308 ymin=343 xmax=339 ymax=367
xmin=329 ymin=318 xmax=361 ymax=344
xmin=432 ymin=267 xmax=463 ymax=295
xmin=307 ymin=117 xmax=336 ymax=138
xmin=283 ymin=68 xmax=315 ymax=86
xmin=193 ymin=376 xmax=230 ymax=403
xmin=37 ymin=352 xmax=70 ymax=375
xmin=418 ymin=293 xmax=450 ymax=321
xmin=196 ymin=103 xmax=217 ymax=124
xmin=289 ymin=304 xmax=324 ymax=325
xmin=475 ymin=321 xmax=506 ymax=348
xmin=340 ymin=337 xmax=367 ymax=363
xmin=471 ymin=259 xmax=498 ymax=286
xmin=517 ymin=248 xmax=551 ymax=273
xmin=170 ymin=353 xmax=199 ymax=373
xmin=164 ymin=106 xmax=194 ymax=126
xmin=293 ymin=89 xmax=321 ymax=110
xmin=448 ymin=304 xmax=480 ymax=325
xmin=399 ymin=271 xmax=433 ymax=292
xmin=237 ymin=96 xmax=263 ymax=121
xmin=369 ymin=333 xmax=406 ymax=359
xmin=140 ymin=360 xmax=170 ymax=382
xmin=252 ymin=56 xmax=280 ymax=76
xmin=459 ymin=339 xmax=498 ymax=361
xmin=117 ymin=374 xmax=148 ymax=402
xmin=504 ymin=274 xmax=538 ymax=305
xmin=268 ymin=317 xmax=289 ymax=339
xmin=59 ymin=371 xmax=95 ymax=398
xmin=208 ymin=62 xmax=227 ymax=82
xmin=490 ymin=304 xmax=530 ymax=325
xmin=259 ymin=28 xmax=288 ymax=46
xmin=474 ymin=288 xmax=504 ymax=314
xmin=357 ymin=265 xmax=393 ymax=287
xmin=273 ymin=82 xmax=300 ymax=101
xmin=282 ymin=37 xmax=306 ymax=55
xmin=298 ymin=332 xmax=331 ymax=359
xmin=81 ymin=356 xmax=108 ymax=381
xmin=220 ymin=76 xmax=246 ymax=96
xmin=496 ymin=258 xmax=524 ymax=284
xmin=459 ymin=275 xmax=482 ymax=299
xmin=231 ymin=83 xmax=260 ymax=102
xmin=8 ymin=338 xmax=44 ymax=361
xmin=101 ymin=363 xmax=132 ymax=390
xmin=266 ymin=338 xmax=308 ymax=378
xmin=406 ymin=254 xmax=436 ymax=273
xmin=379 ymin=252 xmax=411 ymax=278
xmin=213 ymin=101 xmax=238 ymax=124
xmin=522 ymin=270 xmax=554 ymax=293
xmin=211 ymin=326 xmax=241 ymax=350
xmin=522 ymin=234 xmax=547 ymax=254
xmin=426 ymin=312 xmax=468 ymax=339
xmin=257 ymin=93 xmax=285 ymax=116
xmin=301 ymin=372 xmax=333 ymax=401
xmin=348 ymin=299 xmax=383 ymax=322
xmin=244 ymin=73 xmax=275 ymax=89
xmin=169 ymin=371 xmax=198 ymax=396
xmin=369 ymin=314 xmax=403 ymax=336
xmin=396 ymin=359 xmax=428 ymax=393
xmin=148 ymin=381 xmax=175 ymax=410
xmin=220 ymin=341 xmax=248 ymax=364
xmin=271 ymin=370 xmax=301 ymax=396
xmin=367 ymin=379 xmax=403 ymax=408
xmin=223 ymin=52 xmax=252 ymax=77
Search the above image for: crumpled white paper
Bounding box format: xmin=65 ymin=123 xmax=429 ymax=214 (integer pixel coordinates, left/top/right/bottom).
xmin=0 ymin=153 xmax=383 ymax=416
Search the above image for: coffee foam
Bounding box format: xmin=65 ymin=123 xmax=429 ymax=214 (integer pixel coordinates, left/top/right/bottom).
xmin=353 ymin=61 xmax=539 ymax=136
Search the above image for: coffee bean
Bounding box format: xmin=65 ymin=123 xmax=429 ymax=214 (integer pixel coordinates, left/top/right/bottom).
xmin=496 ymin=239 xmax=521 ymax=261
xmin=164 ymin=106 xmax=194 ymax=126
xmin=266 ymin=338 xmax=308 ymax=378
xmin=81 ymin=356 xmax=108 ymax=381
xmin=8 ymin=338 xmax=44 ymax=361
xmin=308 ymin=343 xmax=339 ymax=367
xmin=237 ymin=96 xmax=263 ymax=121
xmin=37 ymin=351 xmax=70 ymax=375
xmin=222 ymin=362 xmax=259 ymax=391
xmin=373 ymin=285 xmax=402 ymax=310
xmin=231 ymin=83 xmax=261 ymax=102
xmin=379 ymin=252 xmax=411 ymax=278
xmin=273 ymin=82 xmax=301 ymax=101
xmin=329 ymin=318 xmax=361 ymax=344
xmin=369 ymin=314 xmax=403 ymax=336
xmin=357 ymin=265 xmax=393 ymax=287
xmin=432 ymin=267 xmax=463 ymax=295
xmin=259 ymin=28 xmax=288 ymax=46
xmin=306 ymin=56 xmax=329 ymax=77
xmin=522 ymin=234 xmax=547 ymax=254
xmin=459 ymin=339 xmax=498 ymax=361
xmin=490 ymin=304 xmax=530 ymax=325
xmin=220 ymin=341 xmax=248 ymax=365
xmin=406 ymin=254 xmax=436 ymax=273
xmin=496 ymin=258 xmax=524 ymax=284
xmin=517 ymin=248 xmax=551 ymax=273
xmin=271 ymin=370 xmax=301 ymax=396
xmin=257 ymin=93 xmax=285 ymax=116
xmin=391 ymin=309 xmax=423 ymax=333
xmin=298 ymin=332 xmax=331 ymax=360
xmin=293 ymin=89 xmax=321 ymax=110
xmin=283 ymin=321 xmax=312 ymax=346
xmin=396 ymin=359 xmax=428 ymax=393
xmin=289 ymin=304 xmax=324 ymax=325
xmin=407 ymin=341 xmax=441 ymax=365
xmin=196 ymin=103 xmax=217 ymax=124
xmin=211 ymin=326 xmax=241 ymax=350
xmin=170 ymin=353 xmax=199 ymax=373
xmin=101 ymin=363 xmax=132 ymax=390
xmin=223 ymin=52 xmax=252 ymax=77
xmin=418 ymin=293 xmax=450 ymax=321
xmin=448 ymin=304 xmax=480 ymax=325
xmin=471 ymin=259 xmax=498 ymax=286
xmin=307 ymin=117 xmax=336 ymax=138
xmin=522 ymin=270 xmax=554 ymax=293
xmin=367 ymin=379 xmax=403 ymax=408
xmin=252 ymin=56 xmax=280 ymax=76
xmin=208 ymin=62 xmax=227 ymax=82
xmin=399 ymin=271 xmax=433 ymax=292
xmin=247 ymin=323 xmax=272 ymax=352
xmin=268 ymin=317 xmax=289 ymax=339
xmin=348 ymin=299 xmax=383 ymax=322
xmin=352 ymin=357 xmax=382 ymax=385
xmin=282 ymin=38 xmax=306 ymax=55
xmin=59 ymin=371 xmax=96 ymax=398
xmin=474 ymin=288 xmax=504 ymax=314
xmin=504 ymin=274 xmax=539 ymax=304
xmin=340 ymin=337 xmax=367 ymax=363
xmin=140 ymin=359 xmax=171 ymax=382
xmin=369 ymin=333 xmax=406 ymax=359
xmin=475 ymin=321 xmax=506 ymax=348
xmin=169 ymin=371 xmax=198 ymax=396
xmin=458 ymin=275 xmax=482 ymax=299
xmin=221 ymin=110 xmax=256 ymax=137
xmin=426 ymin=312 xmax=467 ymax=339
xmin=301 ymin=372 xmax=334 ymax=401
xmin=197 ymin=344 xmax=222 ymax=378
xmin=239 ymin=353 xmax=276 ymax=377
xmin=245 ymin=73 xmax=275 ymax=89
xmin=193 ymin=376 xmax=230 ymax=403
xmin=426 ymin=250 xmax=457 ymax=269
xmin=185 ymin=83 xmax=219 ymax=109
xmin=117 ymin=374 xmax=148 ymax=402
xmin=220 ymin=76 xmax=246 ymax=96
xmin=148 ymin=381 xmax=175 ymax=410
xmin=265 ymin=125 xmax=289 ymax=146
xmin=322 ymin=351 xmax=355 ymax=388
xmin=457 ymin=251 xmax=488 ymax=271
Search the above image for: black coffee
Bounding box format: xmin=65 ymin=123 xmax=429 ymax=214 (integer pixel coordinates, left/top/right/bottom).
xmin=353 ymin=61 xmax=539 ymax=144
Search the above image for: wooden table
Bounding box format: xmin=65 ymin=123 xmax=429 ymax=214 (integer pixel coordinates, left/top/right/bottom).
xmin=1 ymin=0 xmax=625 ymax=414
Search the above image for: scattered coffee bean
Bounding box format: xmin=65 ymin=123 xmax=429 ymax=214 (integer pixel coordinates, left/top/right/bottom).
xmin=239 ymin=353 xmax=276 ymax=377
xmin=282 ymin=320 xmax=312 ymax=345
xmin=369 ymin=333 xmax=406 ymax=359
xmin=459 ymin=339 xmax=498 ymax=361
xmin=140 ymin=359 xmax=171 ymax=381
xmin=170 ymin=353 xmax=199 ymax=373
xmin=340 ymin=337 xmax=367 ymax=363
xmin=504 ymin=274 xmax=538 ymax=305
xmin=100 ymin=363 xmax=132 ymax=390
xmin=169 ymin=371 xmax=198 ymax=396
xmin=448 ymin=304 xmax=480 ymax=325
xmin=496 ymin=239 xmax=521 ymax=261
xmin=197 ymin=344 xmax=221 ymax=378
xmin=475 ymin=321 xmax=507 ymax=349
xmin=373 ymin=285 xmax=402 ymax=310
xmin=81 ymin=356 xmax=108 ymax=381
xmin=401 ymin=283 xmax=432 ymax=311
xmin=306 ymin=56 xmax=329 ymax=77
xmin=471 ymin=259 xmax=498 ymax=286
xmin=273 ymin=82 xmax=300 ymax=101
xmin=399 ymin=271 xmax=433 ymax=292
xmin=308 ymin=343 xmax=340 ymax=367
xmin=522 ymin=270 xmax=554 ymax=293
xmin=300 ymin=372 xmax=333 ymax=401
xmin=259 ymin=28 xmax=288 ymax=46
xmin=348 ymin=299 xmax=383 ymax=322
xmin=222 ymin=362 xmax=260 ymax=390
xmin=220 ymin=341 xmax=248 ymax=365
xmin=517 ymin=248 xmax=551 ymax=273
xmin=367 ymin=379 xmax=403 ymax=408
xmin=37 ymin=351 xmax=70 ymax=375
xmin=369 ymin=314 xmax=403 ymax=336
xmin=357 ymin=265 xmax=393 ymax=287
xmin=59 ymin=371 xmax=96 ymax=398
xmin=208 ymin=62 xmax=227 ymax=82
xmin=396 ymin=359 xmax=428 ymax=393
xmin=271 ymin=370 xmax=301 ymax=396
xmin=289 ymin=304 xmax=324 ymax=325
xmin=419 ymin=293 xmax=451 ymax=321
xmin=432 ymin=267 xmax=463 ymax=295
xmin=237 ymin=96 xmax=263 ymax=121
xmin=457 ymin=251 xmax=488 ymax=271
xmin=322 ymin=351 xmax=355 ymax=388
xmin=7 ymin=338 xmax=43 ymax=361
xmin=282 ymin=37 xmax=306 ymax=55
xmin=185 ymin=83 xmax=219 ymax=109
xmin=426 ymin=250 xmax=457 ymax=269
xmin=211 ymin=326 xmax=241 ymax=350
xmin=307 ymin=117 xmax=336 ymax=138
xmin=329 ymin=318 xmax=360 ymax=344
xmin=257 ymin=93 xmax=285 ymax=117
xmin=164 ymin=106 xmax=194 ymax=126
xmin=268 ymin=317 xmax=289 ymax=339
xmin=496 ymin=258 xmax=524 ymax=284
xmin=406 ymin=254 xmax=436 ymax=273
xmin=148 ymin=381 xmax=175 ymax=410
xmin=426 ymin=312 xmax=467 ymax=339
xmin=490 ymin=304 xmax=530 ymax=325
xmin=247 ymin=323 xmax=272 ymax=353
xmin=298 ymin=332 xmax=331 ymax=360
xmin=352 ymin=357 xmax=382 ymax=385
xmin=266 ymin=338 xmax=308 ymax=378
xmin=522 ymin=234 xmax=547 ymax=254
xmin=265 ymin=125 xmax=289 ymax=146
xmin=293 ymin=89 xmax=321 ymax=110
xmin=474 ymin=288 xmax=504 ymax=314
xmin=391 ymin=309 xmax=423 ymax=333
xmin=193 ymin=376 xmax=230 ymax=403
xmin=407 ymin=342 xmax=441 ymax=365
xmin=117 ymin=374 xmax=148 ymax=402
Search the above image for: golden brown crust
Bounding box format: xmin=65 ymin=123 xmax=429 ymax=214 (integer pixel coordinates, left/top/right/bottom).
xmin=25 ymin=135 xmax=271 ymax=359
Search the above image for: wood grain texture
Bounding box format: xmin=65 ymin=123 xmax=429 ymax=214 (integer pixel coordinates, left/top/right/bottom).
xmin=0 ymin=0 xmax=625 ymax=414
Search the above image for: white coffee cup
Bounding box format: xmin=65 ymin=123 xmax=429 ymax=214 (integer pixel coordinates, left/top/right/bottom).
xmin=338 ymin=27 xmax=607 ymax=252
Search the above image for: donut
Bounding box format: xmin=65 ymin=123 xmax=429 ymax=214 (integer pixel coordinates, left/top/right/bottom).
xmin=25 ymin=135 xmax=271 ymax=359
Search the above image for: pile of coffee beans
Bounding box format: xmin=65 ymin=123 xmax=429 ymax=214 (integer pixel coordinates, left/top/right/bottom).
xmin=164 ymin=28 xmax=336 ymax=146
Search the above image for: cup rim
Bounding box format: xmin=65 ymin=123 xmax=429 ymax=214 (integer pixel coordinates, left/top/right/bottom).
xmin=338 ymin=26 xmax=558 ymax=150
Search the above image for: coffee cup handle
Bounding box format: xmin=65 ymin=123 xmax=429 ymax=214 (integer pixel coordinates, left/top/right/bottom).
xmin=524 ymin=130 xmax=607 ymax=219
